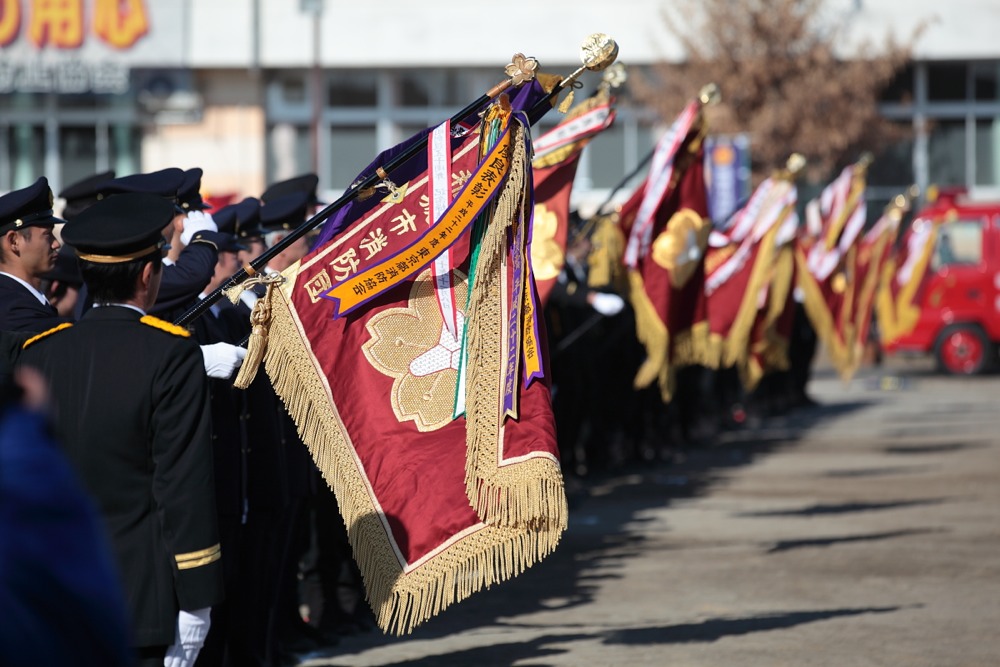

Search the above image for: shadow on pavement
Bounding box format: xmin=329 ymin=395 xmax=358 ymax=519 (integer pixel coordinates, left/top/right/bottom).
xmin=318 ymin=397 xmax=876 ymax=663
xmin=883 ymin=442 xmax=990 ymax=455
xmin=764 ymin=528 xmax=946 ymax=554
xmin=735 ymin=498 xmax=950 ymax=517
xmin=602 ymin=606 xmax=902 ymax=645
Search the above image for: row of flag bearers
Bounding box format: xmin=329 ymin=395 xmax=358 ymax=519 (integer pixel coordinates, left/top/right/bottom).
xmin=0 ymin=47 xmax=944 ymax=667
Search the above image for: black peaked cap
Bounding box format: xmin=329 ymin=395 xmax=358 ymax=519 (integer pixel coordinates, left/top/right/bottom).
xmin=60 ymin=170 xmax=116 ymax=202
xmin=260 ymin=191 xmax=310 ymax=232
xmin=0 ymin=177 xmax=64 ymax=234
xmin=262 ymin=173 xmax=321 ymax=205
xmin=63 ymin=194 xmax=174 ymax=260
xmin=100 ymin=168 xmax=185 ymax=200
xmin=178 ymin=168 xmax=210 ymax=211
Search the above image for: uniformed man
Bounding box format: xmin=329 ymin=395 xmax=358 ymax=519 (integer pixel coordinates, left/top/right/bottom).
xmin=0 ymin=177 xmax=69 ymax=332
xmin=99 ymin=168 xmax=219 ymax=316
xmin=19 ymin=193 xmax=225 ymax=667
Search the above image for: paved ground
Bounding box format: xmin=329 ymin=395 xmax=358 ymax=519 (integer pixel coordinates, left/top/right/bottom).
xmin=304 ymin=358 xmax=1000 ymax=667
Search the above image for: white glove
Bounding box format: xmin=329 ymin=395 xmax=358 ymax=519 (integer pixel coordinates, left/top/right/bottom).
xmin=164 ymin=607 xmax=212 ymax=667
xmin=591 ymin=292 xmax=626 ymax=317
xmin=201 ymin=342 xmax=247 ymax=379
xmin=180 ymin=211 xmax=218 ymax=246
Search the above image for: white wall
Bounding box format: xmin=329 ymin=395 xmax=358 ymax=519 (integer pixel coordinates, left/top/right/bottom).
xmin=184 ymin=0 xmax=1000 ymax=69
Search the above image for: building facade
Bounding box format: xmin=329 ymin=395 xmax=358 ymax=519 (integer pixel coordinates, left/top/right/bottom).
xmin=1 ymin=0 xmax=998 ymax=211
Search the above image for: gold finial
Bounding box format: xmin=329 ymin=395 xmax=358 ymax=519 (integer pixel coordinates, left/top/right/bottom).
xmin=581 ymin=33 xmax=619 ymax=72
xmin=555 ymin=34 xmax=620 ymax=112
xmin=699 ymin=83 xmax=721 ymax=106
xmin=504 ymin=53 xmax=539 ymax=87
xmin=486 ymin=53 xmax=540 ymax=98
xmin=774 ymin=153 xmax=806 ymax=181
xmin=786 ymin=153 xmax=806 ymax=175
xmin=856 ymin=151 xmax=874 ymax=174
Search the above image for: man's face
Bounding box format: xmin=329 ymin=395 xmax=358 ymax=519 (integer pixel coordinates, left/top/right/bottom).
xmin=206 ymin=250 xmax=240 ymax=294
xmin=18 ymin=227 xmax=60 ymax=277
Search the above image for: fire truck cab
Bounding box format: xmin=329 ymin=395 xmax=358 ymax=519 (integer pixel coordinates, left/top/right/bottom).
xmin=885 ymin=187 xmax=1000 ymax=374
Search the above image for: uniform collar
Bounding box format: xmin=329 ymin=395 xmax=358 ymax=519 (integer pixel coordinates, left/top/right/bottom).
xmin=0 ymin=271 xmax=49 ymax=306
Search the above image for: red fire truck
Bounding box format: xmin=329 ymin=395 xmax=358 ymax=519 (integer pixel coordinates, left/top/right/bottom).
xmin=883 ymin=187 xmax=1000 ymax=375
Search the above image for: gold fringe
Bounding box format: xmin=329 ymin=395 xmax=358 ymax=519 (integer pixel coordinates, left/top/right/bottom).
xmin=877 ymin=224 xmax=937 ymax=346
xmin=627 ymin=269 xmax=671 ymax=401
xmin=794 ymin=246 xmax=855 ymax=381
xmin=261 ymin=280 xmax=564 ymax=635
xmin=672 ymin=321 xmax=723 ymax=369
xmin=722 ymin=221 xmax=783 ymax=369
xmin=463 ymin=121 xmax=568 ymax=531
xmin=737 ymin=243 xmax=795 ymax=388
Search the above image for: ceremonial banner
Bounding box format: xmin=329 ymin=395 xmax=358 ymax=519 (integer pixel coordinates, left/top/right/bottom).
xmin=853 ymin=200 xmax=905 ymax=353
xmin=877 ymin=213 xmax=938 ymax=348
xmin=239 ymin=81 xmax=566 ymax=635
xmin=530 ymin=90 xmax=616 ymax=304
xmin=703 ymin=171 xmax=799 ymax=378
xmin=794 ymin=160 xmax=869 ymax=380
xmin=624 ymin=99 xmax=711 ymax=400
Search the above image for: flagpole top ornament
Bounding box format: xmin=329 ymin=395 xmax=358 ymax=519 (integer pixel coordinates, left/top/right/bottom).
xmin=857 ymin=151 xmax=875 ymax=173
xmin=699 ymin=83 xmax=721 ymax=106
xmin=581 ymin=33 xmax=619 ymax=72
xmin=786 ymin=153 xmax=807 ymax=175
xmin=504 ymin=53 xmax=539 ymax=87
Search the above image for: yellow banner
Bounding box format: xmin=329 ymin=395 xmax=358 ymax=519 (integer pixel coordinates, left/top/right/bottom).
xmin=325 ymin=128 xmax=512 ymax=317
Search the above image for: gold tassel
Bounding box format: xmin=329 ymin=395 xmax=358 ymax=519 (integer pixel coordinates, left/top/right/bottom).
xmin=233 ymin=274 xmax=285 ymax=389
xmin=557 ymin=89 xmax=575 ymax=114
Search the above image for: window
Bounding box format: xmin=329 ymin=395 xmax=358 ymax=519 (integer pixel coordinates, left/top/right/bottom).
xmin=60 ymin=127 xmax=98 ymax=188
xmin=265 ymin=123 xmax=312 ymax=188
xmin=927 ymin=63 xmax=967 ymax=102
xmin=881 ymin=64 xmax=915 ymax=105
xmin=975 ymin=119 xmax=998 ymax=186
xmin=327 ymin=71 xmax=377 ymax=107
xmin=329 ymin=126 xmax=376 ymax=189
xmin=583 ymin=124 xmax=627 ymax=190
xmin=932 ymin=220 xmax=983 ymax=269
xmin=928 ymin=119 xmax=966 ymax=186
xmin=971 ymin=61 xmax=999 ymax=102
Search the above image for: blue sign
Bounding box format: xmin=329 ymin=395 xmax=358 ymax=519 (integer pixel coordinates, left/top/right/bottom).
xmin=705 ymin=134 xmax=751 ymax=226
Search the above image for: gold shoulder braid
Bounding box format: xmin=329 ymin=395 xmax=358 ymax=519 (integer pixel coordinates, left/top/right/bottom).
xmin=140 ymin=315 xmax=191 ymax=338
xmin=23 ymin=322 xmax=73 ymax=349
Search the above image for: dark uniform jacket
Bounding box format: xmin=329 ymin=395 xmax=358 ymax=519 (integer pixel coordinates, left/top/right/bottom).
xmin=152 ymin=243 xmax=217 ymax=318
xmin=19 ymin=306 xmax=225 ymax=647
xmin=0 ymin=273 xmax=69 ymax=333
